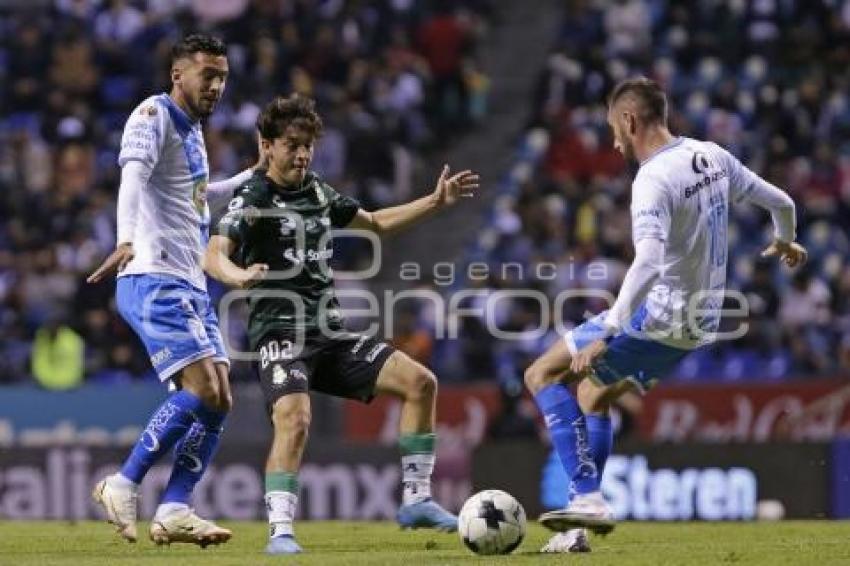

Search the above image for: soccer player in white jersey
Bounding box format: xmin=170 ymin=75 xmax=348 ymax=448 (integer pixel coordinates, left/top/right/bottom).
xmin=86 ymin=34 xmax=265 ymax=547
xmin=522 ymin=77 xmax=808 ymax=554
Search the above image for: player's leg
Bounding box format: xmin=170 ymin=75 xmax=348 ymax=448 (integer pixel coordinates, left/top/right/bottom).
xmin=541 ymin=378 xmax=633 ymax=553
xmin=150 ymin=360 xmax=232 ymax=546
xmin=372 ymin=351 xmax=457 ymax=532
xmin=93 ymin=276 xmax=223 ymax=542
xmin=264 ymin=392 xmax=310 ymax=555
xmin=523 ymin=339 xmax=603 ymax=507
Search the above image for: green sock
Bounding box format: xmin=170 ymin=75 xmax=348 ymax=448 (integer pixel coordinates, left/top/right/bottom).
xmin=265 ymin=471 xmax=299 ymax=494
xmin=399 ymin=432 xmax=436 ymax=455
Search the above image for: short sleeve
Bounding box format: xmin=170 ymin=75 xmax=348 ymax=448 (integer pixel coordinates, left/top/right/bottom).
xmin=327 ymin=185 xmax=361 ymax=228
xmin=630 ymin=173 xmax=671 ymax=244
xmin=213 ymin=190 xmax=254 ymax=244
xmin=118 ymin=100 xmax=167 ymax=168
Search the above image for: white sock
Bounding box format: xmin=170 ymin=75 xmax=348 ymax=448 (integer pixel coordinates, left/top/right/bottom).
xmin=266 ymin=491 xmax=297 ymax=538
xmin=402 ymin=453 xmax=435 ymax=505
xmin=155 ymin=502 xmax=189 ymax=519
xmin=109 ymin=473 xmax=138 ymax=490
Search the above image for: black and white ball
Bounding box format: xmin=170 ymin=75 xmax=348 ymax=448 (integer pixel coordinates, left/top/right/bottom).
xmin=458 ymin=489 xmax=526 ymax=555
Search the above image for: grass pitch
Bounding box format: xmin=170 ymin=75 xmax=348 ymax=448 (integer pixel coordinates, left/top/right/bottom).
xmin=1 ymin=520 xmax=848 ymax=565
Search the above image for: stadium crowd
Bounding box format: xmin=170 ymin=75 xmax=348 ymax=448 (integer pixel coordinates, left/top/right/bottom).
xmin=431 ymin=0 xmax=850 ymax=388
xmin=0 ymin=0 xmax=491 ymax=386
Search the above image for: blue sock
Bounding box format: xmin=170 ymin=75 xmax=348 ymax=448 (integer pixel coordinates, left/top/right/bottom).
xmin=120 ymin=390 xmax=205 ymax=483
xmin=534 ymin=384 xmax=598 ymax=496
xmin=585 ymin=413 xmax=613 ymax=477
xmin=161 ymin=406 xmax=226 ymax=504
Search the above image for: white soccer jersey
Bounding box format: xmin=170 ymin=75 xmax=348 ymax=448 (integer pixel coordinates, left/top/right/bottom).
xmin=117 ymin=94 xmax=212 ymax=290
xmin=625 ymin=136 xmax=794 ymax=349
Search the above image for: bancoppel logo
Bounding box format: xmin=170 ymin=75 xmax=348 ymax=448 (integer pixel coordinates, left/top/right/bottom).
xmin=602 ymin=455 xmax=757 ymax=521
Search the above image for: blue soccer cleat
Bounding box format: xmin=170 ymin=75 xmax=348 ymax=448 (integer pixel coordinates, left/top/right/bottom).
xmin=396 ymin=499 xmax=458 ymax=532
xmin=266 ymin=535 xmax=302 ymax=555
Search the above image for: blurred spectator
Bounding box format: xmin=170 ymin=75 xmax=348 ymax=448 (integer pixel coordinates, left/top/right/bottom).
xmin=31 ymin=320 xmax=85 ymax=390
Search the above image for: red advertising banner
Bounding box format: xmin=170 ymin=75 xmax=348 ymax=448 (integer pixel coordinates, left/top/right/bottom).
xmin=343 ymin=384 xmax=502 ymax=445
xmin=638 ymin=379 xmax=850 ymax=443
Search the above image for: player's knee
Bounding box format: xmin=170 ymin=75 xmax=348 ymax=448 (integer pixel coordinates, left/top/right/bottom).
xmin=577 ymin=379 xmax=607 ymax=414
xmin=523 ymin=363 xmax=546 ymax=394
xmin=217 ymin=391 xmax=233 ymax=414
xmin=407 ymin=367 xmax=437 ymax=402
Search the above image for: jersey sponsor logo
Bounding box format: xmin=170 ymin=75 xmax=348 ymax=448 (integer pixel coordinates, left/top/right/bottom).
xmin=691 ymin=151 xmax=714 ymax=174
xmin=283 ymin=248 xmax=333 ymax=264
xmin=139 ymin=105 xmax=158 ymax=116
xmin=272 ymin=195 xmax=287 ymax=208
xmin=683 ymin=170 xmax=727 ymax=199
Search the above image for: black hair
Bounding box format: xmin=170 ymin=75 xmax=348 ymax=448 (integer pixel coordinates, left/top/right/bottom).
xmin=171 ymin=33 xmax=227 ymax=64
xmin=257 ymin=94 xmax=323 ymax=141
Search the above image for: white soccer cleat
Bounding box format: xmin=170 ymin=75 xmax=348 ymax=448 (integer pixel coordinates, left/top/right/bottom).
xmin=92 ymin=475 xmax=139 ymax=543
xmin=149 ymin=507 xmax=232 ymax=547
xmin=538 ymin=491 xmax=615 ymax=535
xmin=541 ymin=529 xmax=591 ymax=553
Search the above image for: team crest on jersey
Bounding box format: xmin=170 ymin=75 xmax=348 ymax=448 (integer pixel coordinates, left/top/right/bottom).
xmin=272 ymin=364 xmax=288 ymax=386
xmin=139 ymin=105 xmax=158 ymax=117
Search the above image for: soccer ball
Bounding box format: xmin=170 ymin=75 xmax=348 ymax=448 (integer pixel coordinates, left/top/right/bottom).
xmin=458 ymin=489 xmax=526 ymax=555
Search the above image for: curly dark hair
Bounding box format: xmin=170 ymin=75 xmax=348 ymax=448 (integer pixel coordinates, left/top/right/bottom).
xmin=256 ymin=94 xmax=323 ymax=141
xmin=171 ymin=33 xmax=227 ymax=64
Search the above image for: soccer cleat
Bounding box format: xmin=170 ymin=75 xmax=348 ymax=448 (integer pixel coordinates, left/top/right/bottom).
xmin=266 ymin=535 xmax=303 ymax=555
xmin=149 ymin=507 xmax=232 ymax=547
xmin=92 ymin=475 xmax=139 ymax=543
xmin=541 ymin=529 xmax=591 ymax=553
xmin=538 ymin=491 xmax=615 ymax=535
xmin=397 ymin=498 xmax=458 ymax=532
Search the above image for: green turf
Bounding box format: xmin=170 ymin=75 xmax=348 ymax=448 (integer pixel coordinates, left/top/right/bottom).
xmin=1 ymin=521 xmax=849 ymax=565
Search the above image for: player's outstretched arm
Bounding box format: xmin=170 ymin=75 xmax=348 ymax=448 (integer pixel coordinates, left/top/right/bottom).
xmin=346 ymin=165 xmax=479 ymax=236
xmin=204 ymin=235 xmax=269 ymax=289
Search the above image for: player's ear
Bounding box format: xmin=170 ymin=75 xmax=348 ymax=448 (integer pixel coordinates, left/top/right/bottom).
xmin=260 ymin=137 xmax=272 ymax=152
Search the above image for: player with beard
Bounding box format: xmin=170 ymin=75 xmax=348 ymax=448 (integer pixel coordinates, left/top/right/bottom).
xmin=88 ymin=34 xmax=265 ymax=547
xmin=523 ymin=77 xmax=807 ymax=553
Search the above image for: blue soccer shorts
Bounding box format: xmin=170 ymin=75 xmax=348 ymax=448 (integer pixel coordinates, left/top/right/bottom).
xmin=564 ymin=304 xmax=691 ymax=392
xmin=116 ymin=274 xmax=228 ymax=382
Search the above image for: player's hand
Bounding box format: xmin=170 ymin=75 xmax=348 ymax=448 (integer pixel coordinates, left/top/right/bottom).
xmin=570 ymin=339 xmax=607 ymax=376
xmin=236 ymin=263 xmax=269 ymax=288
xmin=432 ymin=165 xmax=480 ymax=207
xmin=86 ymin=243 xmax=134 ymax=283
xmin=760 ymin=239 xmax=808 ymax=268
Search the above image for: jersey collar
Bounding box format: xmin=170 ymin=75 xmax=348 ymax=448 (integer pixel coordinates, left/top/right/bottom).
xmin=160 ymin=93 xmax=198 ymax=137
xmin=639 ymin=136 xmax=684 ymax=168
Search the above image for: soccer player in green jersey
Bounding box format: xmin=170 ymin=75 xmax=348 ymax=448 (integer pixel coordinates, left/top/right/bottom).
xmin=204 ymin=94 xmax=479 ymax=555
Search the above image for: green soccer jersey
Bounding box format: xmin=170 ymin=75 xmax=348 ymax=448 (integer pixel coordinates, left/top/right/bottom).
xmin=213 ymin=170 xmax=361 ymax=349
